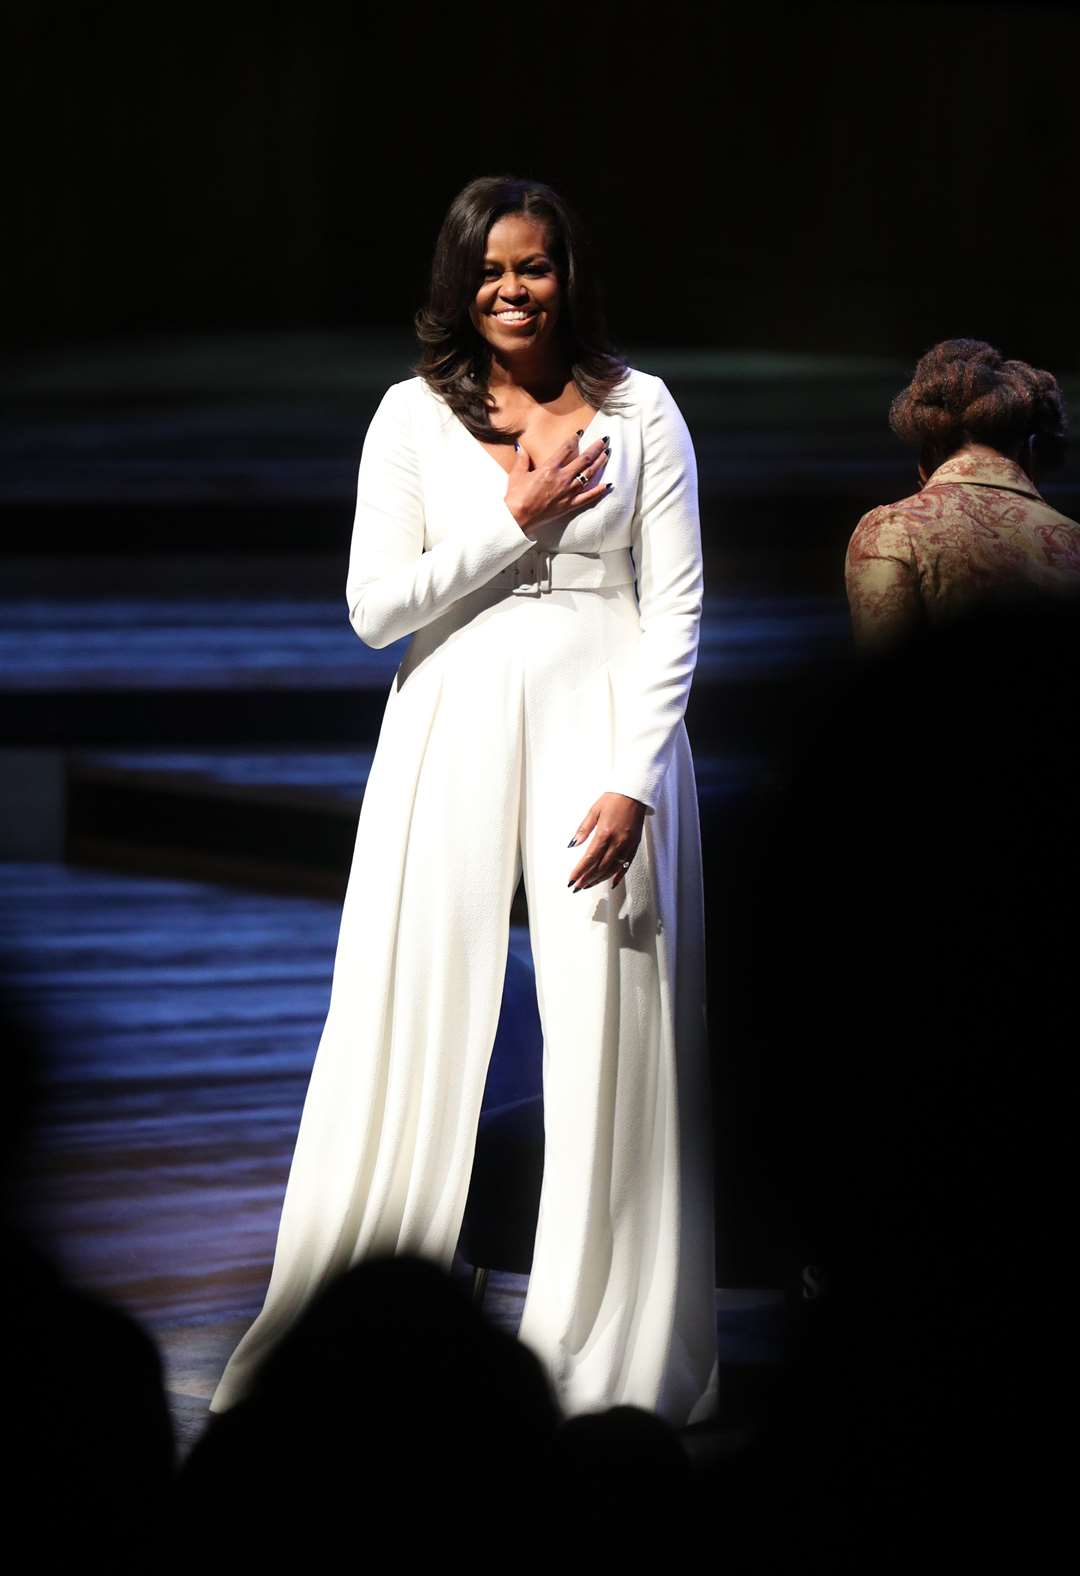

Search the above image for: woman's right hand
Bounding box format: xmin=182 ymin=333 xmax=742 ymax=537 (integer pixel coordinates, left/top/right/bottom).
xmin=505 ymin=435 xmax=611 ymax=535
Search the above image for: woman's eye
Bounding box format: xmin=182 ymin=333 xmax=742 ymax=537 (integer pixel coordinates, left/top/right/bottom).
xmin=480 ymin=265 xmax=550 ymax=281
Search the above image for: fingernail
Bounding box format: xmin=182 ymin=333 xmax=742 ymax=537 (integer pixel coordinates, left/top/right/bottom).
xmin=567 ymin=879 xmax=575 ymax=888
xmin=568 ymin=837 xmax=577 ymax=847
xmin=602 ymin=435 xmax=609 ymax=443
xmin=575 ymin=429 xmax=584 ymax=436
xmin=606 ymin=483 xmax=613 ymax=491
xmin=514 ymin=442 xmax=520 ymax=450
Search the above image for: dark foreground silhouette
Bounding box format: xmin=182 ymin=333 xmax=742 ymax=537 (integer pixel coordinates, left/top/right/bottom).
xmin=0 ymin=998 xmax=175 ymax=1570
xmin=709 ymin=597 xmax=1077 ymax=1568
xmin=175 ymin=1254 xmax=695 ymax=1560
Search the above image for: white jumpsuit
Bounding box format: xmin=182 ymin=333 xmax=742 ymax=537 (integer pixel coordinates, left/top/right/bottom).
xmin=209 ymin=368 xmax=719 ymax=1428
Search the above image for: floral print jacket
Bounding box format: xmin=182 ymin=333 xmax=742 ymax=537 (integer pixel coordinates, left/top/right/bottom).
xmin=844 ymin=445 xmax=1080 ymax=651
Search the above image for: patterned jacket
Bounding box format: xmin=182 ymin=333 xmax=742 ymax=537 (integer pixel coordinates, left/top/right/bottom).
xmin=844 ymin=444 xmax=1080 ymax=650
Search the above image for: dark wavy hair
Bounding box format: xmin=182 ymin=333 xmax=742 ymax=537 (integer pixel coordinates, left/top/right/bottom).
xmin=414 ymin=175 xmax=628 ymax=444
xmin=889 ymin=338 xmax=1069 ymax=476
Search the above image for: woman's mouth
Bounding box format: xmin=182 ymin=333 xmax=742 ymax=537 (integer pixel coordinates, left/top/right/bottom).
xmin=492 ymin=308 xmax=536 ymax=325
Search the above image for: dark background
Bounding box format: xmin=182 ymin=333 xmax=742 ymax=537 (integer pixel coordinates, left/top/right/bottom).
xmin=6 ymin=0 xmax=1079 ymax=361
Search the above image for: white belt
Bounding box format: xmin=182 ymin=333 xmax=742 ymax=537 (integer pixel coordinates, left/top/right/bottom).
xmin=490 ymin=545 xmax=637 ymax=596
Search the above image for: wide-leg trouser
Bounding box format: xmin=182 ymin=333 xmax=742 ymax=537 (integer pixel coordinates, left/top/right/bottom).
xmin=209 ymin=580 xmax=719 ymax=1427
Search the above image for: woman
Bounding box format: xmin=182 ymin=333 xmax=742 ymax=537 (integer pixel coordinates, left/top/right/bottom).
xmin=209 ymin=176 xmax=719 ymax=1428
xmin=845 ymin=338 xmax=1080 ymax=651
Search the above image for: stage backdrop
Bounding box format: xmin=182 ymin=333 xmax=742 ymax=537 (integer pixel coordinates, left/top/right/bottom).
xmin=6 ymin=0 xmax=1079 ymax=365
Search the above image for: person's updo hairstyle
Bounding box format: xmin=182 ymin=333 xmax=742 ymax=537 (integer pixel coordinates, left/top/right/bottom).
xmin=889 ymin=338 xmax=1068 ymax=477
xmin=414 ymin=174 xmax=628 ymax=445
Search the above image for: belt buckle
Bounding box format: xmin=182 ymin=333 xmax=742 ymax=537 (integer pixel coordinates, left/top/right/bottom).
xmin=513 ymin=546 xmax=551 ymax=596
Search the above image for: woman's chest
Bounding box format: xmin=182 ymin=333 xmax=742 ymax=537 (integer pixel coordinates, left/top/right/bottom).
xmin=417 ymin=403 xmax=642 ymax=555
xmin=478 ymin=401 xmax=598 ymax=478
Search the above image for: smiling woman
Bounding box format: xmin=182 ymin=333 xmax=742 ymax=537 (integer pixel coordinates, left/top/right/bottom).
xmin=208 ymin=174 xmax=718 ymax=1432
xmin=415 ymin=175 xmax=628 ymax=446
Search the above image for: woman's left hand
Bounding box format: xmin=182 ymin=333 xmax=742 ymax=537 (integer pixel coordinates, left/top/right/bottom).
xmin=568 ymin=793 xmax=646 ymax=891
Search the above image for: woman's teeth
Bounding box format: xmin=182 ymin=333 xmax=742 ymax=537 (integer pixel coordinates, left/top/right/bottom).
xmin=495 ymin=310 xmax=533 ymax=322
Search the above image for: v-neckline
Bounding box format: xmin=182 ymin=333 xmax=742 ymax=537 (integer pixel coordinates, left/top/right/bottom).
xmin=459 ymin=401 xmax=606 ymax=484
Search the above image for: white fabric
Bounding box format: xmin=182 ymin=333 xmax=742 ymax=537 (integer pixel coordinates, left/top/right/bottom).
xmin=488 ymin=542 xmax=638 ymax=593
xmin=209 ymin=369 xmax=719 ymax=1427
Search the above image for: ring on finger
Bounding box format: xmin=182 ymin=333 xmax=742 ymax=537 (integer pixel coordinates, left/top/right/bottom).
xmin=575 ymin=470 xmax=590 ymax=487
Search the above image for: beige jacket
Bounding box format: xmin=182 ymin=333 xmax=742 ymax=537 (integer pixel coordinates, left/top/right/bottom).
xmin=844 ymin=444 xmax=1080 ymax=651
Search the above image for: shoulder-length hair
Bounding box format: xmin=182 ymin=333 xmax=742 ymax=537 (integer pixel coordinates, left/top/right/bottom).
xmin=414 ymin=175 xmax=628 ymax=444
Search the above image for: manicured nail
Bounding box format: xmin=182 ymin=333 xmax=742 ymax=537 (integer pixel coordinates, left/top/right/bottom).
xmin=514 ymin=442 xmax=520 ymax=450
xmin=606 ymin=483 xmax=613 ymax=491
xmin=567 ymin=879 xmax=575 ymax=888
xmin=602 ymin=435 xmax=609 ymax=443
xmin=568 ymin=837 xmax=577 ymax=847
xmin=575 ymin=429 xmax=584 ymax=436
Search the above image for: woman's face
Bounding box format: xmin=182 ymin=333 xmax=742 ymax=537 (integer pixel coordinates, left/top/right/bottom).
xmin=469 ymin=213 xmax=561 ymax=359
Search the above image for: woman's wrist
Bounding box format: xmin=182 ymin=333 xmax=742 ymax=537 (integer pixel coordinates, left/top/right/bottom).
xmin=506 ymin=498 xmax=537 ymax=535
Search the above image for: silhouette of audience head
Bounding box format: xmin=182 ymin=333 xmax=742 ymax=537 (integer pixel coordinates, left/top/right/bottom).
xmin=557 ymin=1404 xmax=695 ymax=1550
xmin=0 ymin=979 xmax=175 ymax=1571
xmin=180 ymin=1254 xmax=568 ymax=1555
xmin=179 ymin=1251 xmax=707 ymax=1557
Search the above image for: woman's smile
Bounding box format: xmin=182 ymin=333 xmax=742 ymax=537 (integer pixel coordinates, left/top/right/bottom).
xmin=491 ymin=305 xmax=538 ymax=328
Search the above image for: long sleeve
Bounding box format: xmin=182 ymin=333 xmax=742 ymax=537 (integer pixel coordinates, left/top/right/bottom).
xmin=345 ymin=381 xmax=536 ymax=650
xmin=605 ymin=376 xmax=704 ymax=815
xmin=844 ymin=507 xmax=923 ymax=653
